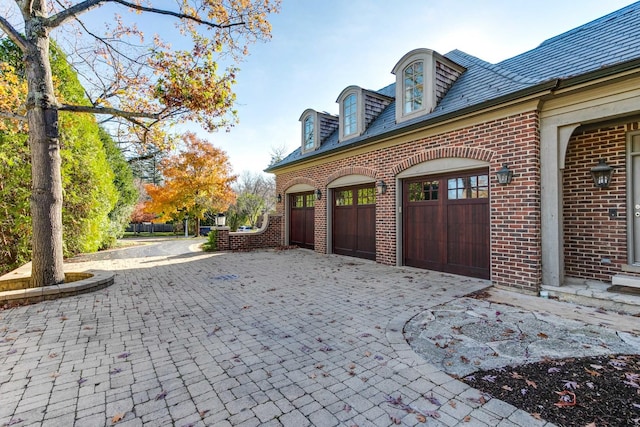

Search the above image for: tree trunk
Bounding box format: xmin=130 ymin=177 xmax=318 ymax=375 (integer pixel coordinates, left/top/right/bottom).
xmin=25 ymin=17 xmax=65 ymax=287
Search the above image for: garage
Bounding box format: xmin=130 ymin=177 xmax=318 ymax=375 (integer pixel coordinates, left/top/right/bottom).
xmin=289 ymin=192 xmax=315 ymax=249
xmin=403 ymin=169 xmax=490 ymax=279
xmin=332 ymin=184 xmax=376 ymax=260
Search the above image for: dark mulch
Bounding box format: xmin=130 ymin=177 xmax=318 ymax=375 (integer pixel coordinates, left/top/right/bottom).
xmin=460 ymin=353 xmax=640 ymax=427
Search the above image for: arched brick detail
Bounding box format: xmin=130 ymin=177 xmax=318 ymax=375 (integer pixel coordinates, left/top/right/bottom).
xmin=325 ymin=166 xmax=378 ymax=186
xmin=391 ymin=146 xmax=494 ymax=175
xmin=282 ymin=176 xmax=318 ymax=192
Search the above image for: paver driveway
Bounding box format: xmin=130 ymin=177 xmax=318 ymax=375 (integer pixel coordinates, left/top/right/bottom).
xmin=0 ymin=242 xmax=550 ymax=426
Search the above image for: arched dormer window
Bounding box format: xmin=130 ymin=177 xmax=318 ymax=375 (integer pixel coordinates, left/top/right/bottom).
xmin=304 ymin=115 xmax=314 ymax=150
xmin=343 ymin=94 xmax=357 ymax=136
xmin=403 ymin=61 xmax=424 ymax=114
xmin=299 ymin=109 xmax=338 ymax=153
xmin=392 ymin=48 xmax=465 ymax=124
xmin=337 ymin=86 xmax=364 ymax=143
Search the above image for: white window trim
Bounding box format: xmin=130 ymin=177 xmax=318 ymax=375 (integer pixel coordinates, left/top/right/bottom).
xmin=299 ymin=109 xmax=320 ymax=153
xmin=337 ymin=86 xmax=364 ymax=142
xmin=392 ymin=48 xmax=437 ymax=124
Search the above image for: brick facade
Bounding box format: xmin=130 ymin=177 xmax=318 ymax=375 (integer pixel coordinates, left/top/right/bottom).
xmin=563 ymin=121 xmax=640 ymax=281
xmin=276 ymin=111 xmax=542 ymax=293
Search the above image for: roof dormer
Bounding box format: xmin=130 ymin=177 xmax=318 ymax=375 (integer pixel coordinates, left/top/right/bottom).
xmin=392 ymin=48 xmax=465 ymax=124
xmin=337 ymin=86 xmax=393 ymax=143
xmin=299 ymin=109 xmax=338 ymax=153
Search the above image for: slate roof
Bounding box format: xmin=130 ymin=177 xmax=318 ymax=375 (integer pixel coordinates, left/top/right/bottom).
xmin=268 ymin=1 xmax=640 ymax=171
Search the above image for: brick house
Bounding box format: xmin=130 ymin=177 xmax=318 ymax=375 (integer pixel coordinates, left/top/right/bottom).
xmin=265 ymin=3 xmax=640 ymax=305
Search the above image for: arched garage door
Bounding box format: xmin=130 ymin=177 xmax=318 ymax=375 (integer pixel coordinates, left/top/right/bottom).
xmin=289 ymin=192 xmax=315 ymax=249
xmin=403 ymin=169 xmax=490 ymax=279
xmin=332 ymin=184 xmax=376 ymax=260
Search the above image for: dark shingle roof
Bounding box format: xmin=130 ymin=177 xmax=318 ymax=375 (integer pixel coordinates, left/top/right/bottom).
xmin=269 ymin=1 xmax=640 ymax=170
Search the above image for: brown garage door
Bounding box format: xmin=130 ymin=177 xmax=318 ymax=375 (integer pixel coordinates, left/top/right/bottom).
xmin=332 ymin=185 xmax=376 ymax=260
xmin=289 ymin=192 xmax=315 ymax=249
xmin=403 ymin=170 xmax=490 ymax=279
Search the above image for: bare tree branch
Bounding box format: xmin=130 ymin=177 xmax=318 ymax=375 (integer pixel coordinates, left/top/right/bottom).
xmin=45 ymin=0 xmax=106 ymax=29
xmin=46 ymin=0 xmax=246 ymax=30
xmin=0 ymin=110 xmax=27 ymax=121
xmin=0 ymin=16 xmax=28 ymax=51
xmin=58 ymin=103 xmax=159 ymax=119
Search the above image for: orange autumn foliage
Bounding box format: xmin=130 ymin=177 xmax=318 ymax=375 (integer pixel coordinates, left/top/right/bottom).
xmin=144 ymin=133 xmax=236 ymax=223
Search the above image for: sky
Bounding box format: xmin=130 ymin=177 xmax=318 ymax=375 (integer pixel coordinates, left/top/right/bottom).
xmin=201 ymin=0 xmax=638 ymax=176
xmin=4 ymin=0 xmax=638 ymax=176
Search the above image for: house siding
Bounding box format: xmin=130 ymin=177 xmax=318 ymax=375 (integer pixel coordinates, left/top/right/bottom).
xmin=276 ymin=110 xmax=542 ymax=293
xmin=563 ymin=122 xmax=640 ymax=281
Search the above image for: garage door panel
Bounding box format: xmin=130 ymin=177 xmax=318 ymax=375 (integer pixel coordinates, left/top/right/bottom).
xmin=404 ymin=170 xmax=489 ymax=279
xmin=355 ymin=205 xmax=375 ymax=260
xmin=332 ymin=185 xmax=376 ymax=260
xmin=290 ymin=192 xmax=314 ymax=249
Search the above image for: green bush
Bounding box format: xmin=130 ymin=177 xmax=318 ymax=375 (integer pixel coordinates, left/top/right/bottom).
xmin=202 ymin=229 xmax=218 ymax=252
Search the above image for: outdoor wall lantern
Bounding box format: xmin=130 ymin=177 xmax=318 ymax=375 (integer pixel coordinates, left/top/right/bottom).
xmin=315 ymin=189 xmax=322 ymax=200
xmin=376 ymin=180 xmax=387 ymax=195
xmin=277 ymin=193 xmax=282 ymax=203
xmin=215 ymin=213 xmax=226 ymax=227
xmin=590 ymin=158 xmax=613 ymax=188
xmin=496 ymin=163 xmax=513 ymax=185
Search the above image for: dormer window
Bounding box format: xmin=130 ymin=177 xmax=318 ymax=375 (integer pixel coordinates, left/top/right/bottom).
xmin=403 ymin=61 xmax=424 ymax=114
xmin=343 ymin=94 xmax=357 ymax=136
xmin=304 ymin=115 xmax=314 ymax=150
xmin=392 ymin=48 xmax=465 ymax=124
xmin=337 ymin=85 xmax=393 ymax=143
xmin=300 ymin=109 xmax=338 ymax=153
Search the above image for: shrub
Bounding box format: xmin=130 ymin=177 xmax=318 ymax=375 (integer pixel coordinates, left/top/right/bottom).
xmin=202 ymin=229 xmax=218 ymax=252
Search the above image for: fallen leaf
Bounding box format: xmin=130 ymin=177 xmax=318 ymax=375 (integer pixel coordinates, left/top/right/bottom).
xmin=553 ymin=390 xmax=576 ymax=407
xmin=416 ymin=414 xmax=426 ymax=423
xmin=537 ymin=332 xmax=549 ymax=339
xmin=348 ymin=363 xmax=356 ymax=370
xmin=390 ymin=416 xmax=401 ymax=425
xmin=199 ymin=409 xmax=210 ymax=418
xmin=463 ymin=415 xmax=471 ymax=422
xmin=448 ymin=401 xmax=457 ymax=408
xmin=344 ymin=404 xmax=352 ymax=412
xmin=502 ymin=385 xmax=513 ymax=391
xmin=111 ymin=412 xmax=125 ymax=423
xmin=155 ymin=391 xmax=167 ymax=401
xmin=510 ymin=372 xmax=524 ymax=379
xmin=424 ymin=392 xmax=442 ymax=406
xmin=364 ymin=351 xmax=371 ymax=357
xmin=584 ymin=368 xmax=602 ymax=377
xmin=525 ymin=379 xmax=537 ymax=389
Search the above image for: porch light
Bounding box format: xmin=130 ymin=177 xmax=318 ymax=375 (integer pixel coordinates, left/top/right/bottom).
xmin=315 ymin=189 xmax=322 ymax=200
xmin=496 ymin=163 xmax=513 ymax=185
xmin=590 ymin=158 xmax=613 ymax=188
xmin=215 ymin=213 xmax=226 ymax=227
xmin=277 ymin=193 xmax=282 ymax=203
xmin=376 ymin=180 xmax=387 ymax=195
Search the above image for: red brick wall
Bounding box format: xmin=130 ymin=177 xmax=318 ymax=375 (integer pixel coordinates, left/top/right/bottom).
xmin=275 ymin=111 xmax=542 ymax=292
xmin=216 ymin=215 xmax=283 ymax=251
xmin=563 ymin=122 xmax=639 ymax=282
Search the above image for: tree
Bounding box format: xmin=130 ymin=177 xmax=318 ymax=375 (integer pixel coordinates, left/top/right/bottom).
xmin=0 ymin=1 xmax=279 ymax=287
xmin=1 ymin=39 xmax=136 ymax=275
xmin=144 ymin=132 xmax=236 ymax=236
xmin=230 ymin=171 xmax=276 ymax=228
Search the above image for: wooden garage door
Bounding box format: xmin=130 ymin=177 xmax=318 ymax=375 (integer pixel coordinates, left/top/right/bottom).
xmin=289 ymin=192 xmax=315 ymax=249
xmin=403 ymin=170 xmax=490 ymax=279
xmin=332 ymin=185 xmax=376 ymax=260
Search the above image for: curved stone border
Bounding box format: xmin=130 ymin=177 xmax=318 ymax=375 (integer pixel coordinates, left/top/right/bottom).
xmin=0 ymin=270 xmax=115 ymax=305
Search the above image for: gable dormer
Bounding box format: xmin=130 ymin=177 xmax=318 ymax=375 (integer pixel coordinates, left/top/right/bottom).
xmin=336 ymin=86 xmax=393 ymax=143
xmin=392 ymin=48 xmax=465 ymax=124
xmin=299 ymin=109 xmax=338 ymax=153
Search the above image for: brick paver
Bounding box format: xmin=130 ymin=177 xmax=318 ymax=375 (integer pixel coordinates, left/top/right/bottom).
xmin=0 ymin=243 xmax=555 ymax=426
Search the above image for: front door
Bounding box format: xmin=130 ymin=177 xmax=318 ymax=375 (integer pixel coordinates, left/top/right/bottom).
xmin=630 ymin=132 xmax=640 ymax=264
xmin=289 ymin=192 xmax=315 ymax=249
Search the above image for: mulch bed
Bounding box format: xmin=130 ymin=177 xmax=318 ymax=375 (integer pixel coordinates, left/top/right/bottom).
xmin=460 ymin=353 xmax=640 ymax=426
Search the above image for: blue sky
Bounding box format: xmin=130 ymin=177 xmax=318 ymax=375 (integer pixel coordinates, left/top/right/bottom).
xmin=198 ymin=0 xmax=637 ymax=177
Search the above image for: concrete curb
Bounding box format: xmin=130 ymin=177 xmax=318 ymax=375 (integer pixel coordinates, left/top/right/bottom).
xmin=0 ymin=270 xmax=115 ymax=305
